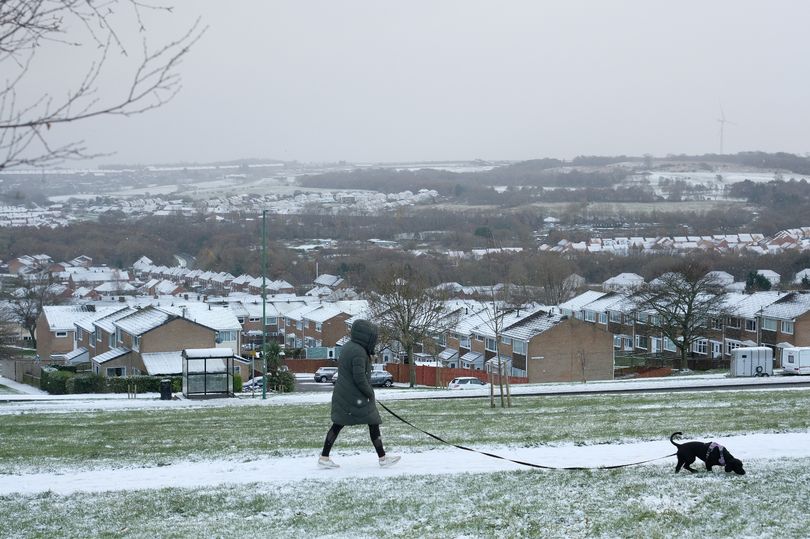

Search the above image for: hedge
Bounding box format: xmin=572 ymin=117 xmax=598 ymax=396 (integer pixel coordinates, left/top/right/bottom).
xmin=39 ymin=370 xmax=184 ymax=395
xmin=106 ymin=376 xmax=183 ymax=394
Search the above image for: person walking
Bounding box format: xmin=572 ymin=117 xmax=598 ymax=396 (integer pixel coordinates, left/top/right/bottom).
xmin=318 ymin=319 xmax=400 ymax=469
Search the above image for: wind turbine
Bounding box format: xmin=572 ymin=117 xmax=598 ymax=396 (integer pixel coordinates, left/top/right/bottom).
xmin=717 ymin=107 xmax=736 ymax=155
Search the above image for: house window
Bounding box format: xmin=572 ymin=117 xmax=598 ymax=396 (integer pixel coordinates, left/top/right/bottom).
xmin=76 ymin=327 xmax=84 ymax=341
xmin=664 ymin=338 xmax=676 ymax=352
xmin=726 ymin=317 xmax=740 ymax=328
xmin=782 ymin=320 xmax=794 ymax=334
xmin=475 ymin=334 xmax=484 ymax=341
xmin=485 ymin=338 xmax=497 ymax=352
xmin=761 ymin=318 xmax=777 ymax=332
xmin=460 ymin=336 xmax=471 ymax=349
xmin=106 ymin=367 xmax=126 ymax=377
xmin=635 ymin=335 xmax=648 ymax=350
xmin=609 ymin=311 xmax=622 ymax=323
xmin=501 ymin=336 xmax=512 ymax=345
xmin=513 ymin=340 xmax=526 ymax=355
xmin=116 ymin=328 xmax=122 ymax=343
xmin=96 ymin=330 xmax=102 ymax=343
xmin=613 ymin=335 xmax=623 ymax=349
xmin=583 ymin=310 xmax=596 ymax=322
xmin=89 ymin=330 xmax=95 ymax=348
xmin=132 ymin=335 xmax=140 ymax=351
xmin=296 ymin=320 xmax=303 ymax=330
xmin=598 ymin=313 xmax=608 ymax=325
xmin=692 ymin=339 xmax=707 ymax=355
xmin=623 ymin=337 xmax=633 ymax=351
xmin=437 ymin=333 xmax=447 ymax=346
xmin=266 ymin=316 xmax=277 ymax=326
xmin=237 ymin=317 xmax=245 ymax=324
xmin=648 ymin=314 xmax=661 ymax=326
xmin=315 ymin=323 xmax=323 ymax=332
xmin=108 ymin=333 xmax=115 ymax=348
xmin=745 ymin=319 xmax=757 ymax=332
xmin=55 ymin=331 xmax=68 ymax=338
xmin=636 ymin=312 xmax=647 ymax=324
xmin=216 ymin=330 xmax=237 ymax=343
xmin=725 ymin=339 xmax=742 ymax=354
xmin=304 ymin=337 xmax=316 ymax=348
xmin=249 ymin=317 xmax=260 ymax=323
xmin=711 ymin=318 xmax=723 ymax=330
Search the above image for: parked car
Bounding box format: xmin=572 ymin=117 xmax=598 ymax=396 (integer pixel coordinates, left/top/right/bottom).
xmin=242 ymin=377 xmax=266 ymax=392
xmin=448 ymin=376 xmax=488 ymax=390
xmin=314 ymin=366 xmax=338 ymax=383
xmin=371 ymin=370 xmax=394 ymax=388
xmin=331 ymin=370 xmax=393 ymax=387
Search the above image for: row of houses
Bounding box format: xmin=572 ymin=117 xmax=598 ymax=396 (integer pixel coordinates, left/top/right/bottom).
xmin=35 ymin=291 xmax=617 ymax=384
xmin=541 ymin=227 xmax=810 ymax=256
xmin=560 ymin=287 xmax=810 ymax=365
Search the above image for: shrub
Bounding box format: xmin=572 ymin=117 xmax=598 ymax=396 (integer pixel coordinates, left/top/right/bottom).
xmin=44 ymin=370 xmax=74 ymax=395
xmin=106 ymin=375 xmax=182 ymax=394
xmin=233 ymin=373 xmax=242 ymax=393
xmin=267 ymin=370 xmax=295 ymax=393
xmin=67 ymin=373 xmax=106 ymax=394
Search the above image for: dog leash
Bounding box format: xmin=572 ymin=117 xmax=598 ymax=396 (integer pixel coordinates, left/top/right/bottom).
xmin=378 ymin=401 xmax=676 ymax=471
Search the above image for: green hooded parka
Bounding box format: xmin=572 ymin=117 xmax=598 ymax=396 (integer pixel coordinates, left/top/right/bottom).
xmin=330 ymin=319 xmax=382 ymax=426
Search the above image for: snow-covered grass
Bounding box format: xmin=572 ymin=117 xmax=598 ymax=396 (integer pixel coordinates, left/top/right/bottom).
xmin=1 ymin=384 xmax=809 ymax=537
xmin=1 ymin=458 xmax=809 ymax=538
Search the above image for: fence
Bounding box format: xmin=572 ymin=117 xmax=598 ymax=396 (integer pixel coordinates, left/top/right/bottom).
xmin=387 ymin=363 xmax=528 ymax=388
xmin=284 ymin=358 xmax=338 ymax=374
xmin=614 ymin=351 xmax=730 ymax=373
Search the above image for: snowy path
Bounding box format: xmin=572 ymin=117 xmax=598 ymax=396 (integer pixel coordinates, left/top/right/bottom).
xmin=3 ymin=432 xmax=809 ymax=496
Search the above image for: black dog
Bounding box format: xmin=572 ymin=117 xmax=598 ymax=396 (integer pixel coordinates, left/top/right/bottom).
xmin=670 ymin=432 xmax=745 ymax=475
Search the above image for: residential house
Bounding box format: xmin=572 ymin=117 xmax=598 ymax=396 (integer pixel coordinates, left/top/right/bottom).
xmin=36 ymin=305 xmax=97 ymax=362
xmin=602 ymin=273 xmax=644 ymax=292
xmin=91 ymin=306 xmax=224 ymax=378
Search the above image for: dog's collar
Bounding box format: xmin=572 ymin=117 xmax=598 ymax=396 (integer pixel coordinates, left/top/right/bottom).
xmin=707 ymin=442 xmax=726 ymax=465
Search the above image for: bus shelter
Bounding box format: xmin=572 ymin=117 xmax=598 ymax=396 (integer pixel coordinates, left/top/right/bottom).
xmin=182 ymin=348 xmax=235 ymax=398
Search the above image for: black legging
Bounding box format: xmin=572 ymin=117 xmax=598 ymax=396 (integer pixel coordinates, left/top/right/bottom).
xmin=321 ymin=423 xmax=385 ymax=458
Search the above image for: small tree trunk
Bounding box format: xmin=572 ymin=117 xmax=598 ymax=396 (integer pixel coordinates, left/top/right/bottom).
xmin=407 ymin=344 xmax=416 ymax=388
xmin=498 ymin=358 xmax=505 ymax=407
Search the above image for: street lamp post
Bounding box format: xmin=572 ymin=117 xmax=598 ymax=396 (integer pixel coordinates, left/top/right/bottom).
xmin=261 ymin=209 xmax=268 ymax=399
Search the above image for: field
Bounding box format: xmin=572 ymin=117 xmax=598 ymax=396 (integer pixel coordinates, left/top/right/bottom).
xmin=1 ymin=387 xmax=809 ymax=538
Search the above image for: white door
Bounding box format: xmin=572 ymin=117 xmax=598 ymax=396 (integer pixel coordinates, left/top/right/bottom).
xmin=711 ymin=341 xmax=722 ymax=358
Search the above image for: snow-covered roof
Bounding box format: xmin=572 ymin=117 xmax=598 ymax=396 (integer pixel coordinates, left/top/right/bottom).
xmin=42 ymin=305 xmax=91 ymax=332
xmin=502 ymin=311 xmax=564 ymax=341
xmin=142 ymin=351 xmax=183 ymax=375
xmin=114 ymin=308 xmax=172 ymax=336
xmin=92 ymin=347 xmax=131 ymax=364
xmin=559 ymin=291 xmax=608 ymax=313
xmin=761 ymin=292 xmax=810 ymax=321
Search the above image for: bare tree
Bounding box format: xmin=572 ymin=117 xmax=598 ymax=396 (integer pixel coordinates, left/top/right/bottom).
xmin=4 ymin=275 xmax=67 ymax=347
xmin=0 ymin=1 xmax=205 ymax=169
xmin=0 ymin=302 xmax=19 ymax=360
xmin=632 ymin=263 xmax=727 ymax=371
xmin=366 ymin=266 xmax=458 ymax=388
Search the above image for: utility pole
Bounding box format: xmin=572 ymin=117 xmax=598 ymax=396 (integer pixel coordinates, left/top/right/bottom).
xmin=262 ymin=209 xmax=268 ymax=399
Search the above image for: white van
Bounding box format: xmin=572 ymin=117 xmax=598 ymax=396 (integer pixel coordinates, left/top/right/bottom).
xmin=782 ymin=347 xmax=810 ymax=375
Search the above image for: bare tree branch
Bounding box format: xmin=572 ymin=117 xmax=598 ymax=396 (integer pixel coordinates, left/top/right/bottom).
xmin=0 ymin=0 xmax=206 ymax=170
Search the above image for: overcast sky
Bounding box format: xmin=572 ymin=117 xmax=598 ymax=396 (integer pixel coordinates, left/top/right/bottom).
xmin=45 ymin=1 xmax=810 ymax=166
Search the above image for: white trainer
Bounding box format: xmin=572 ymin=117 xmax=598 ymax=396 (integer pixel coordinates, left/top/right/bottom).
xmin=378 ymin=454 xmax=401 ymax=468
xmin=318 ymin=456 xmax=340 ymax=469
